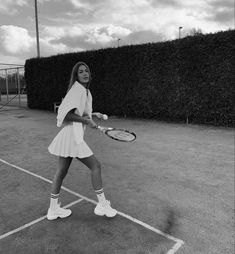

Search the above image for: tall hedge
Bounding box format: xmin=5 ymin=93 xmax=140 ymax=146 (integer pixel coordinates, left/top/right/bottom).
xmin=25 ymin=29 xmax=235 ymax=127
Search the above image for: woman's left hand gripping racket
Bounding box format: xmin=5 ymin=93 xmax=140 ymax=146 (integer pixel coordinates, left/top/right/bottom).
xmin=96 ymin=126 xmax=136 ymax=142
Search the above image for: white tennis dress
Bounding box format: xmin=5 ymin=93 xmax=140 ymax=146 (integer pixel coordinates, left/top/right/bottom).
xmin=48 ymin=81 xmax=93 ymax=158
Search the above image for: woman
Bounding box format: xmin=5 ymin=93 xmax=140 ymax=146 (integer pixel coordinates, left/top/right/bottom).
xmin=47 ymin=61 xmax=117 ymax=220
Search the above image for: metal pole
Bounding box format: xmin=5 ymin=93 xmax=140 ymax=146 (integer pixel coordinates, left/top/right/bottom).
xmin=5 ymin=70 xmax=9 ymax=102
xmin=17 ymin=68 xmax=21 ymax=106
xmin=34 ymin=0 xmax=40 ymax=57
xmin=179 ymin=26 xmax=183 ymax=39
xmin=0 ymin=83 xmax=1 ymax=102
xmin=0 ymin=63 xmax=24 ymax=66
xmin=117 ymin=38 xmax=120 ymax=47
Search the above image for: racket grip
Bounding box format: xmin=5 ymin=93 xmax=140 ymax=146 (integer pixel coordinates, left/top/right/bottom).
xmin=96 ymin=126 xmax=112 ymax=132
xmin=96 ymin=125 xmax=104 ymax=131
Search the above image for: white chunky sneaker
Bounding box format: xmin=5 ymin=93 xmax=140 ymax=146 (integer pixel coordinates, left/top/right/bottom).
xmin=94 ymin=200 xmax=117 ymax=218
xmin=47 ymin=202 xmax=72 ymax=220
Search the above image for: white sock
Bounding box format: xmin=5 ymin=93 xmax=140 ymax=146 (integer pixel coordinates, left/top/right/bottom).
xmin=95 ymin=188 xmax=106 ymax=205
xmin=49 ymin=193 xmax=59 ymax=209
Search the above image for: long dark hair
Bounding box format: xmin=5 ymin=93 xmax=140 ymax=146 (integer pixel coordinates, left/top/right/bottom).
xmin=67 ymin=61 xmax=91 ymax=93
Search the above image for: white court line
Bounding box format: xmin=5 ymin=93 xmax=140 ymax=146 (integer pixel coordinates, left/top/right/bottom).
xmin=0 ymin=158 xmax=97 ymax=205
xmin=0 ymin=158 xmax=184 ymax=253
xmin=118 ymin=211 xmax=184 ymax=246
xmin=166 ymin=241 xmax=184 ymax=254
xmin=0 ymin=198 xmax=83 ymax=240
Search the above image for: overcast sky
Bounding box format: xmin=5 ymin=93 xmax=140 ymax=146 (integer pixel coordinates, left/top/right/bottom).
xmin=0 ymin=0 xmax=234 ymax=65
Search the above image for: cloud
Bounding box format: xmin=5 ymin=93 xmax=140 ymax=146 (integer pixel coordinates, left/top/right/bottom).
xmin=0 ymin=25 xmax=34 ymax=54
xmin=147 ymin=0 xmax=181 ymax=8
xmin=0 ymin=0 xmax=61 ymax=15
xmin=0 ymin=0 xmax=28 ymax=15
xmin=1 ymin=0 xmax=27 ymax=7
xmin=89 ymin=25 xmax=132 ymax=42
xmin=206 ymin=0 xmax=234 ymax=9
xmin=36 ymin=0 xmax=234 ymax=41
xmin=84 ymin=25 xmax=131 ymax=45
xmin=123 ymin=30 xmax=164 ymax=45
xmin=204 ymin=0 xmax=234 ymax=25
xmin=38 ymin=0 xmax=53 ymax=3
xmin=42 ymin=26 xmax=83 ymax=39
xmin=37 ymin=0 xmax=63 ymax=5
xmin=0 ymin=25 xmax=70 ymax=61
xmin=70 ymin=0 xmax=93 ymax=9
xmin=0 ymin=53 xmax=25 ymax=65
xmin=209 ymin=8 xmax=234 ymax=24
xmin=178 ymin=0 xmax=234 ymax=26
xmin=44 ymin=24 xmax=132 ymax=51
xmin=68 ymin=0 xmax=101 ymax=15
xmin=48 ymin=25 xmax=165 ymax=52
xmin=39 ymin=39 xmax=69 ymax=56
xmin=0 ymin=0 xmax=233 ymax=65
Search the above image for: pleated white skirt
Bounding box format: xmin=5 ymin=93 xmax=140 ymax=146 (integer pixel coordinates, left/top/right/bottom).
xmin=48 ymin=124 xmax=93 ymax=158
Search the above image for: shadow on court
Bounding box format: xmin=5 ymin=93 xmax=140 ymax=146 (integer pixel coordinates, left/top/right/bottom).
xmin=0 ymin=107 xmax=234 ymax=254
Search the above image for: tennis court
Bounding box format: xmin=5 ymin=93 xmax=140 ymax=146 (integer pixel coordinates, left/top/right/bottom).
xmin=0 ymin=106 xmax=233 ymax=254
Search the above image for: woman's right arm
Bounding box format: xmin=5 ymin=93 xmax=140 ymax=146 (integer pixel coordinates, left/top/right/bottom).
xmin=64 ymin=109 xmax=97 ymax=128
xmin=64 ymin=109 xmax=87 ymax=124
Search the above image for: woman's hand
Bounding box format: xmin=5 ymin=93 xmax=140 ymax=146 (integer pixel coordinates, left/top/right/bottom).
xmin=92 ymin=112 xmax=103 ymax=119
xmin=83 ymin=116 xmax=97 ymax=128
xmin=92 ymin=112 xmax=108 ymax=120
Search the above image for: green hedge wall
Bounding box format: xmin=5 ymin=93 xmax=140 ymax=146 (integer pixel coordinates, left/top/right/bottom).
xmin=25 ymin=29 xmax=235 ymax=127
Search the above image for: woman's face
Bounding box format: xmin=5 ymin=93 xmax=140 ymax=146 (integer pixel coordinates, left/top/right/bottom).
xmin=77 ymin=65 xmax=90 ymax=84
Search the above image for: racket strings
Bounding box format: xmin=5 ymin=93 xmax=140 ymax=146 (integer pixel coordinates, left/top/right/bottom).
xmin=106 ymin=130 xmax=136 ymax=141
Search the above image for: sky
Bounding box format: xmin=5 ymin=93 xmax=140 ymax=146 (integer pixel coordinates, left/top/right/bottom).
xmin=0 ymin=0 xmax=234 ymax=66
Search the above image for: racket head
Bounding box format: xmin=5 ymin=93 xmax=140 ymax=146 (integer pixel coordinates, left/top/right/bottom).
xmin=104 ymin=128 xmax=136 ymax=142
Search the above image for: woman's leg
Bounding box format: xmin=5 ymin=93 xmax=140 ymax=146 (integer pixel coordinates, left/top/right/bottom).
xmin=77 ymin=155 xmax=102 ymax=190
xmin=51 ymin=156 xmax=73 ymax=194
xmin=77 ymin=155 xmax=117 ymax=218
xmin=47 ymin=156 xmax=73 ymax=220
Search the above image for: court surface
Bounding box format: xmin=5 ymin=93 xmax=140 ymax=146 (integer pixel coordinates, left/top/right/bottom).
xmin=0 ymin=107 xmax=233 ymax=254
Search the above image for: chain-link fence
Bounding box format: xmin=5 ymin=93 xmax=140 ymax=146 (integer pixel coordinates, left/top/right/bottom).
xmin=0 ymin=65 xmax=27 ymax=109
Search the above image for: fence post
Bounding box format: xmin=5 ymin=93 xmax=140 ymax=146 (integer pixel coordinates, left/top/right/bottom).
xmin=17 ymin=68 xmax=21 ymax=106
xmin=5 ymin=69 xmax=9 ymax=102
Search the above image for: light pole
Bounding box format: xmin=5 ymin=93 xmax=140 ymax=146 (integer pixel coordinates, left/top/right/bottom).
xmin=179 ymin=26 xmax=183 ymax=39
xmin=117 ymin=38 xmax=121 ymax=47
xmin=34 ymin=0 xmax=40 ymax=57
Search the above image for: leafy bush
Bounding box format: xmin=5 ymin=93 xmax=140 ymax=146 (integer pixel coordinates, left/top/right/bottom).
xmin=25 ymin=29 xmax=235 ymax=127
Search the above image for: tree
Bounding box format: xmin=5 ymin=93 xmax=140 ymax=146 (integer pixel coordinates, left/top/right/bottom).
xmin=188 ymin=28 xmax=203 ymax=36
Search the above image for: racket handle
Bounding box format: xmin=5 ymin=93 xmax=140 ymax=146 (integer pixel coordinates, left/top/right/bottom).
xmin=96 ymin=125 xmax=104 ymax=132
xmin=96 ymin=125 xmax=112 ymax=132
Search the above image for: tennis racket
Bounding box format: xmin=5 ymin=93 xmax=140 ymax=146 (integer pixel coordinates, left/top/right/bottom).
xmin=96 ymin=126 xmax=136 ymax=142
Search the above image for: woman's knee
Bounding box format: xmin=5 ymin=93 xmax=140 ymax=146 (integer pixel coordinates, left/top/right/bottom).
xmin=90 ymin=161 xmax=101 ymax=172
xmin=77 ymin=155 xmax=101 ymax=172
xmin=57 ymin=157 xmax=72 ymax=178
xmin=57 ymin=167 xmax=68 ymax=179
